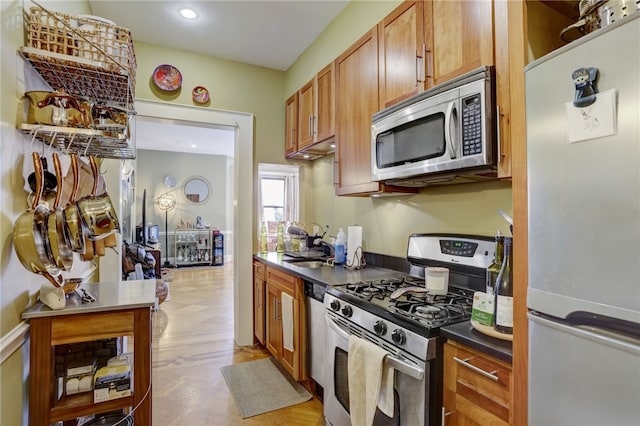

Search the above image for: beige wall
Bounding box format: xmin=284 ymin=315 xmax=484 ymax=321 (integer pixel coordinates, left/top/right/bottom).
xmin=284 ymin=0 xmax=513 ymax=257
xmin=1 ymin=2 xmax=95 ymax=424
xmin=134 ymin=41 xmax=286 ymax=165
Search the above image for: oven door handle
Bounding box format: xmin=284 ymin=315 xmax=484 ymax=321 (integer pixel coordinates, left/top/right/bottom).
xmin=325 ymin=315 xmax=425 ymax=381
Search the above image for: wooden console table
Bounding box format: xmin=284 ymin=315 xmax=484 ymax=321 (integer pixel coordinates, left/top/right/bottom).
xmin=22 ymin=280 xmax=155 ymax=426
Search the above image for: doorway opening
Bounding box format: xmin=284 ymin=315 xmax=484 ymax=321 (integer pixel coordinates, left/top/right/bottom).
xmin=133 ymin=99 xmax=255 ymax=346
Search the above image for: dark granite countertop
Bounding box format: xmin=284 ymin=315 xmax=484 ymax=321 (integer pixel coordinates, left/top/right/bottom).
xmin=441 ymin=321 xmax=513 ymax=364
xmin=254 ymin=252 xmax=407 ymax=286
xmin=255 ymin=252 xmax=513 ymax=364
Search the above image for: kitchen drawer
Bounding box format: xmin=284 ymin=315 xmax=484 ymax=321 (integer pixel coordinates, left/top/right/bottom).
xmin=254 ymin=260 xmax=265 ymax=280
xmin=444 ymin=341 xmax=512 ymax=425
xmin=266 ymin=266 xmax=299 ymax=295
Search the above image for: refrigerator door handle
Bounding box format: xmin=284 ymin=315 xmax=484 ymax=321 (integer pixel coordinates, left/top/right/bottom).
xmin=528 ymin=312 xmax=640 ymax=355
xmin=566 ymin=311 xmax=640 ymax=340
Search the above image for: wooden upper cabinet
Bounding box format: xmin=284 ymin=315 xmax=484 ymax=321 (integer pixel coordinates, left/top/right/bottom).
xmin=378 ymin=0 xmax=426 ymax=108
xmin=297 ymin=79 xmax=315 ymax=150
xmin=285 ymin=93 xmax=298 ymax=158
xmin=284 ymin=62 xmax=335 ymax=160
xmin=314 ymin=62 xmax=335 ymax=143
xmin=335 ymin=28 xmax=382 ymax=196
xmin=430 ymin=0 xmax=495 ymax=85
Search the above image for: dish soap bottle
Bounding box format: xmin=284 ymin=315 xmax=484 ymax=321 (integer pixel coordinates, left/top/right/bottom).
xmin=276 ymin=222 xmax=285 ymax=253
xmin=494 ymin=236 xmax=514 ymax=334
xmin=486 ymin=230 xmax=505 ymax=297
xmin=335 ymin=228 xmax=346 ymax=264
xmin=260 ymin=222 xmax=268 ymax=254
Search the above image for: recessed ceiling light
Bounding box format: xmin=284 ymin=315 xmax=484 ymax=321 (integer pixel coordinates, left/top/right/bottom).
xmin=191 ymin=144 xmax=197 ymax=148
xmin=329 ymin=143 xmax=336 ymax=149
xmin=178 ymin=8 xmax=198 ymax=20
xmin=303 ymin=154 xmax=311 ymax=159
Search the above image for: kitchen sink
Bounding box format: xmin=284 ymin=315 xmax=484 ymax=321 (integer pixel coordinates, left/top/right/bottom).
xmin=289 ymin=261 xmax=327 ymax=269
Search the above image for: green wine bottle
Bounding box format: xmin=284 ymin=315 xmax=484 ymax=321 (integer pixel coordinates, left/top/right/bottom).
xmin=485 ymin=231 xmax=505 ymax=297
xmin=259 ymin=222 xmax=268 ymax=254
xmin=276 ymin=222 xmax=285 ymax=253
xmin=494 ymin=236 xmax=513 ymax=334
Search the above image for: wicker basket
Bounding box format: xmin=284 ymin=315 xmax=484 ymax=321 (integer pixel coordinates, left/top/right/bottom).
xmin=27 ymin=6 xmax=136 ymax=82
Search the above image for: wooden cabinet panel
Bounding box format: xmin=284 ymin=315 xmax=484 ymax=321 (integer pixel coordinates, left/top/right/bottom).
xmin=253 ymin=261 xmax=266 ymax=345
xmin=335 ymin=28 xmax=382 ymax=196
xmin=315 ymin=62 xmax=335 ymax=143
xmin=444 ymin=341 xmax=512 ymax=425
xmin=431 ymin=0 xmax=494 ymax=85
xmin=265 ymin=282 xmax=282 ymax=359
xmin=29 ymin=308 xmax=152 ymax=425
xmin=378 ymin=0 xmax=426 ymax=108
xmin=264 ymin=265 xmax=306 ymax=381
xmin=298 ymin=79 xmax=315 ymax=150
xmin=285 ymin=93 xmax=298 ymax=158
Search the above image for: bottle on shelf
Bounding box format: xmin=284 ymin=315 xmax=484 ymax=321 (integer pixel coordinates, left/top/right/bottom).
xmin=494 ymin=236 xmax=514 ymax=334
xmin=260 ymin=222 xmax=268 ymax=254
xmin=276 ymin=222 xmax=285 ymax=253
xmin=485 ymin=230 xmax=505 ymax=297
xmin=335 ymin=228 xmax=346 ymax=264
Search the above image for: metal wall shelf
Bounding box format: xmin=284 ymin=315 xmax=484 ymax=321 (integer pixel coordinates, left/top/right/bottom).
xmin=19 ymin=124 xmax=135 ymax=160
xmin=20 ymin=47 xmax=135 ymax=108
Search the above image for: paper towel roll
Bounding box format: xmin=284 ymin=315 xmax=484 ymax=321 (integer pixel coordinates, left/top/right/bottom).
xmin=347 ymin=225 xmax=363 ymax=268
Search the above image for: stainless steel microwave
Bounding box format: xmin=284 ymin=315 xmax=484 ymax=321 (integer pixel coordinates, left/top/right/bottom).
xmin=371 ymin=66 xmax=498 ymax=187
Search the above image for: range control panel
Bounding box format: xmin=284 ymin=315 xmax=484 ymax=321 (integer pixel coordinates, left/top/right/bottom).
xmin=439 ymin=239 xmax=479 ymax=257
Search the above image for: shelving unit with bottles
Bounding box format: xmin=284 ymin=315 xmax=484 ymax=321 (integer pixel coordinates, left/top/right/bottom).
xmin=212 ymin=230 xmax=224 ymax=266
xmin=174 ymin=229 xmax=213 ymax=267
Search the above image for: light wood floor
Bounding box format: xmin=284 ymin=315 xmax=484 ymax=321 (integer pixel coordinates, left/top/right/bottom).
xmin=151 ymin=264 xmax=325 ymax=425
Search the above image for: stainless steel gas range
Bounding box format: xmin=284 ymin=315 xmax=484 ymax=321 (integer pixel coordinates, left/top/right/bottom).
xmin=324 ymin=234 xmax=494 ymax=426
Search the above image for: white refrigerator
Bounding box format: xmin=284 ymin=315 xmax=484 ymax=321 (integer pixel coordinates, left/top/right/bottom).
xmin=526 ymin=13 xmax=640 ymax=426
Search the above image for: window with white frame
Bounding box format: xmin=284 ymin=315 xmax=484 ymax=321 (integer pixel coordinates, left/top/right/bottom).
xmin=258 ymin=163 xmax=299 ymax=251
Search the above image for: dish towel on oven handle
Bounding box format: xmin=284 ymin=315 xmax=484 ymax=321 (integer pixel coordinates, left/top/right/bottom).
xmin=281 ymin=292 xmax=294 ymax=351
xmin=348 ymin=335 xmax=395 ymax=426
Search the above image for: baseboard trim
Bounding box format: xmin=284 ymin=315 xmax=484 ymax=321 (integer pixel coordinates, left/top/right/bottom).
xmin=0 ymin=321 xmax=29 ymax=365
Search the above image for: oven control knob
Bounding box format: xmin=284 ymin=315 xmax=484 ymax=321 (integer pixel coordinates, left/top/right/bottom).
xmin=330 ymin=300 xmax=341 ymax=311
xmin=341 ymin=305 xmax=353 ymax=317
xmin=374 ymin=320 xmax=387 ymax=336
xmin=391 ymin=329 xmax=406 ymax=345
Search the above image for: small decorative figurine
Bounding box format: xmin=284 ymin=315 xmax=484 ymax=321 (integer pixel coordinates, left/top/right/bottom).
xmin=572 ymin=67 xmax=598 ymax=108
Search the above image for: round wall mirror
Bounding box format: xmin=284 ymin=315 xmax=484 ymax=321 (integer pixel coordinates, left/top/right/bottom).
xmin=183 ymin=176 xmax=211 ymax=203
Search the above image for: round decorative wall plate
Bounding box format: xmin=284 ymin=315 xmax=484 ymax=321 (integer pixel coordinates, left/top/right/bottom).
xmin=192 ymin=86 xmax=210 ymax=104
xmin=152 ymin=64 xmax=182 ymax=91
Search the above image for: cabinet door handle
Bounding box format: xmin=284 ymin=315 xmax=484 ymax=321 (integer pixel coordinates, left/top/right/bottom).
xmin=276 ymin=299 xmax=281 ymax=320
xmin=273 ymin=298 xmax=278 ymax=321
xmin=453 ymin=356 xmax=499 ymax=381
xmin=416 ymin=48 xmax=425 ymax=85
xmin=496 ymin=104 xmax=503 ymax=159
xmin=441 ymin=406 xmax=453 ymax=426
xmin=425 ymin=44 xmax=433 ymax=82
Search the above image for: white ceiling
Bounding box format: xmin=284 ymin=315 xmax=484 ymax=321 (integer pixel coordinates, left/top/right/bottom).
xmin=88 ymin=0 xmax=350 ymax=71
xmin=134 ymin=117 xmax=235 ymax=157
xmin=88 ymin=1 xmax=349 ymax=156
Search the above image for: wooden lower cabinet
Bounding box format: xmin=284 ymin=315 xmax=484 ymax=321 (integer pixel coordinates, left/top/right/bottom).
xmin=443 ymin=341 xmax=512 ymax=425
xmin=264 ymin=265 xmax=307 ymax=381
xmin=253 ymin=261 xmax=266 ymax=345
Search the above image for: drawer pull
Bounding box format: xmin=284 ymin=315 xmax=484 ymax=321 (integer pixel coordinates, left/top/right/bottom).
xmin=453 ymin=356 xmax=499 ymax=381
xmin=441 ymin=406 xmax=453 ymax=426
